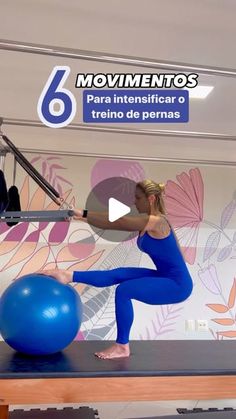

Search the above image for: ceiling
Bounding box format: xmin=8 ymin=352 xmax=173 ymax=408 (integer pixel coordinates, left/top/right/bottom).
xmin=0 ymin=0 xmax=236 ymax=164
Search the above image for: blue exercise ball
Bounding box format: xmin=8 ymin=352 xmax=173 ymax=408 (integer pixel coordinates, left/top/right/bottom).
xmin=0 ymin=274 xmax=82 ymax=355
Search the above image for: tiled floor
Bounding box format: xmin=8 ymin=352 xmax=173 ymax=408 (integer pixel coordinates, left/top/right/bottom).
xmin=10 ymin=399 xmax=236 ymax=419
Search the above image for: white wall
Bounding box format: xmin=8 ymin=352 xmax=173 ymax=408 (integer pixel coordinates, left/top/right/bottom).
xmin=1 ymin=154 xmax=235 ymax=342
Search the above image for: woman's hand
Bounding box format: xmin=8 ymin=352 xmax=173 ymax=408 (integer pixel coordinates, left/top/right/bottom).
xmin=37 ymin=269 xmax=73 ymax=285
xmin=72 ymin=208 xmax=83 ymax=221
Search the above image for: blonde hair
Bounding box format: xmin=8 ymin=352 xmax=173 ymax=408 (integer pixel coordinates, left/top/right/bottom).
xmin=136 ymin=179 xmax=166 ymax=214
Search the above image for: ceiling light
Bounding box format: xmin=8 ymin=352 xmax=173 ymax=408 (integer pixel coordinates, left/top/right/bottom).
xmin=184 ymin=85 xmax=214 ymax=99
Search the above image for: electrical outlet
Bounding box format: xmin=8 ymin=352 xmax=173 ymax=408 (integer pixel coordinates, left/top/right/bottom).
xmin=196 ymin=319 xmax=208 ymax=331
xmin=185 ymin=319 xmax=195 ymax=331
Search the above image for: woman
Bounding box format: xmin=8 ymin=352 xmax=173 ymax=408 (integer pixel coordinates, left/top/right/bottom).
xmin=40 ymin=180 xmax=193 ymax=360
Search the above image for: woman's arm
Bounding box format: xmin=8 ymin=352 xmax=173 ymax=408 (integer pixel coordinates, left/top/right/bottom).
xmin=73 ymin=209 xmax=154 ymax=231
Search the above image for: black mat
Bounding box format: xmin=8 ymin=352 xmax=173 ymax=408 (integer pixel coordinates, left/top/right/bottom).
xmin=177 ymin=408 xmax=236 ymax=414
xmin=127 ymin=412 xmax=236 ymax=419
xmin=9 ymin=407 xmax=99 ymax=418
xmin=1 ymin=340 xmax=236 ymax=379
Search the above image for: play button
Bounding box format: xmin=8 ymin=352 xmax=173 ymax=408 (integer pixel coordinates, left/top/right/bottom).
xmin=108 ymin=198 xmax=130 ymax=222
xmin=85 ymin=176 xmax=140 ymax=243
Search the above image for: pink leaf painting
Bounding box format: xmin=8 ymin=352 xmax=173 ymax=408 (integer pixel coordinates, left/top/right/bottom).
xmin=56 ymin=183 xmax=63 ymax=197
xmin=56 ymin=176 xmax=73 ymax=186
xmin=49 ymin=164 xmax=65 ymax=182
xmin=64 ymin=229 xmax=96 ymax=261
xmin=91 ymin=160 xmax=145 ymax=189
xmin=42 ymin=161 xmax=47 ymax=177
xmin=165 ymin=168 xmax=204 ymax=264
xmin=30 ymin=156 xmax=41 ymax=165
xmin=56 ymin=242 xmax=96 ymax=264
xmin=46 ymin=157 xmax=61 ymax=161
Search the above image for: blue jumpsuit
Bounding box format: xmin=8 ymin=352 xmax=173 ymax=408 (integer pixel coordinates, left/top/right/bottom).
xmin=73 ymin=229 xmax=193 ymax=344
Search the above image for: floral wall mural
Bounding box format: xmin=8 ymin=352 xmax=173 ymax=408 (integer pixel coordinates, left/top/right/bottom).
xmin=0 ymin=155 xmax=235 ymax=343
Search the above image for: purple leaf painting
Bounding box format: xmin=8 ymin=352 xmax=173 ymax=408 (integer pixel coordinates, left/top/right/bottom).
xmin=139 ymin=304 xmax=183 ymax=339
xmin=233 ymin=231 xmax=236 ymax=243
xmin=25 ymin=231 xmax=41 ymax=242
xmin=217 ymin=245 xmax=233 ymax=262
xmin=203 ymin=230 xmax=221 ymax=262
xmin=4 ymin=222 xmax=28 ymax=242
xmin=48 ymin=222 xmax=70 ymax=243
xmin=198 ymin=264 xmax=222 ymax=294
xmin=221 ymin=200 xmax=236 ymax=229
xmin=0 ymin=223 xmax=10 ymax=235
xmin=38 ymin=221 xmax=50 ymax=232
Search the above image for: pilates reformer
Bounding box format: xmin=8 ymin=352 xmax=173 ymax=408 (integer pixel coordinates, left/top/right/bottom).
xmin=1 ymin=340 xmax=236 ymax=419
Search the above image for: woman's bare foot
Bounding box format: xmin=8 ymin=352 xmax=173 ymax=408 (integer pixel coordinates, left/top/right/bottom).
xmin=95 ymin=343 xmax=130 ymax=359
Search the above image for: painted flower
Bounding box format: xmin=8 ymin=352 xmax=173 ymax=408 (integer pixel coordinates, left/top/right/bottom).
xmin=165 ymin=168 xmax=204 ymax=264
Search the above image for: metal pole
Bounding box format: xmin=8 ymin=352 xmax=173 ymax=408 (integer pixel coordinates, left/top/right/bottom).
xmin=1 ymin=139 xmax=235 ymax=167
xmin=1 ymin=118 xmax=235 ymax=167
xmin=0 ymin=155 xmax=5 ymax=170
xmin=22 ymin=149 xmax=236 ymax=167
xmin=1 ymin=39 xmax=236 ymax=78
xmin=2 ymin=117 xmax=236 ymax=142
